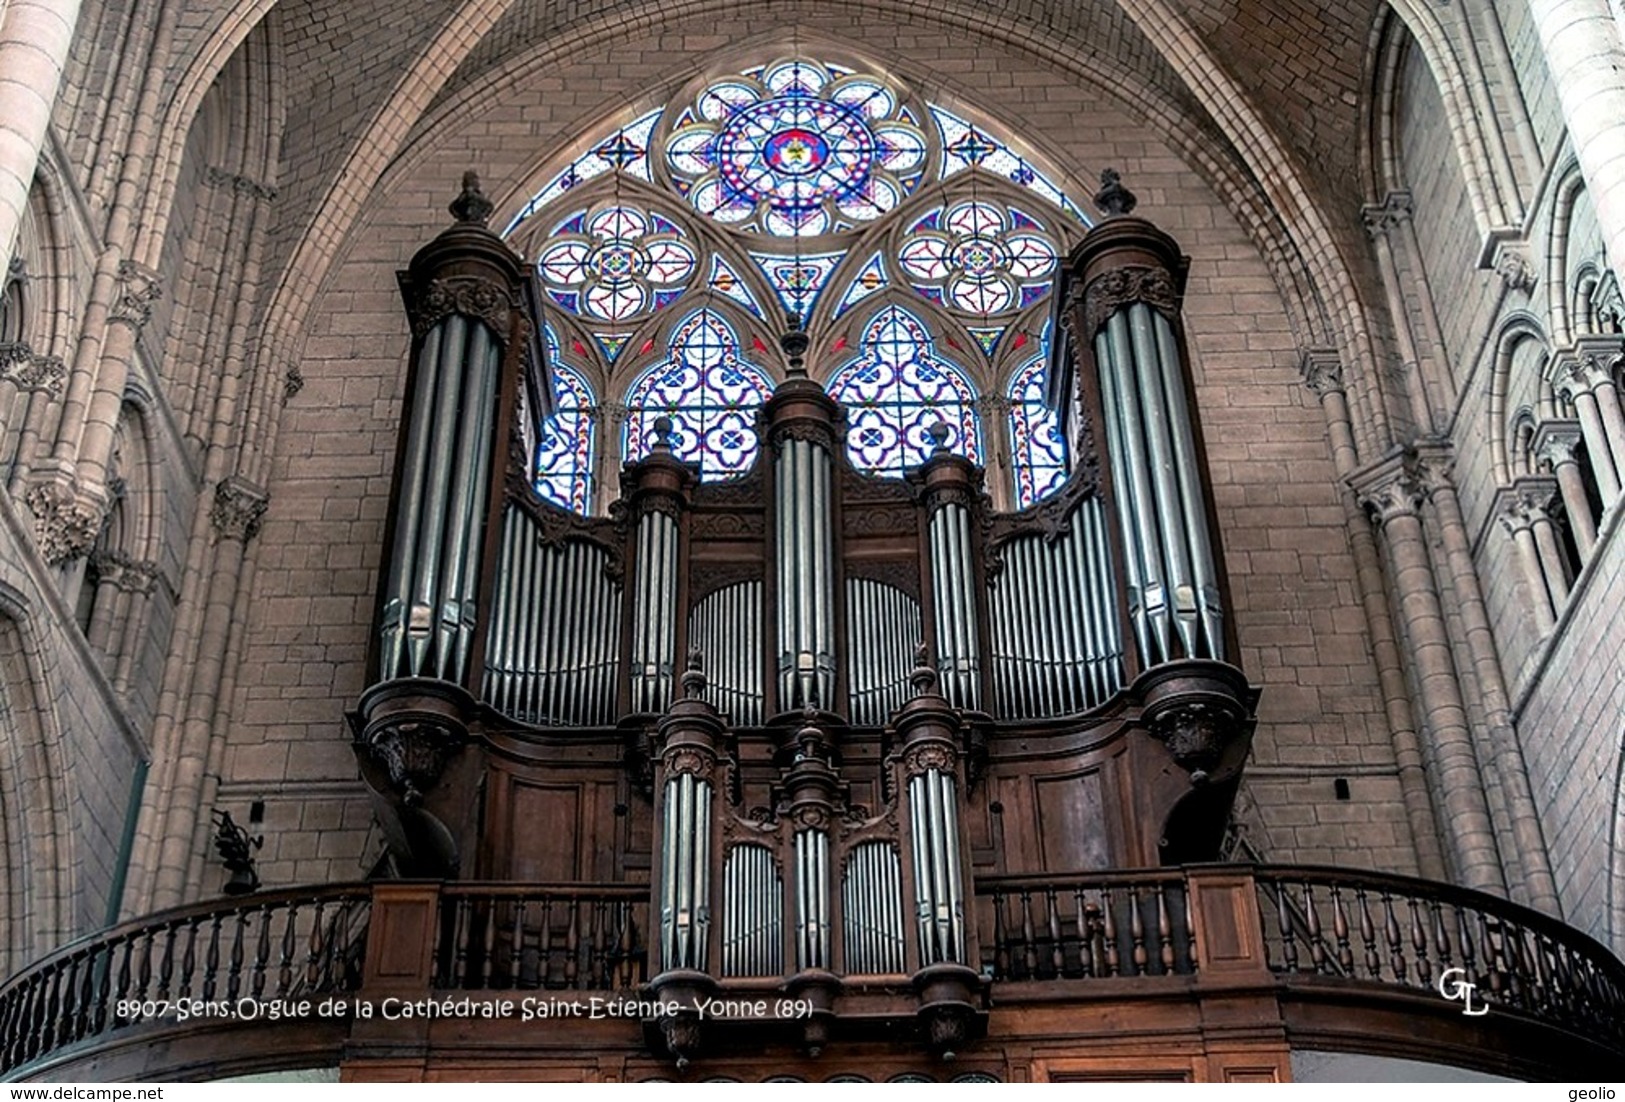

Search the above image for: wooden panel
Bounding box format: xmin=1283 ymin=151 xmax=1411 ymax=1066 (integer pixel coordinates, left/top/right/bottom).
xmin=504 ymin=781 xmax=584 ymax=882
xmin=1035 ymin=769 xmax=1109 ymax=870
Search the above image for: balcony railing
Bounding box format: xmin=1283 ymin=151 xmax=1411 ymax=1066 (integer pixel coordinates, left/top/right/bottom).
xmin=1253 ymin=867 xmax=1625 ymax=1048
xmin=433 ymin=883 xmax=648 ymax=991
xmin=0 ymin=886 xmax=369 ymax=1076
xmin=2 ymin=866 xmax=1622 ymax=1080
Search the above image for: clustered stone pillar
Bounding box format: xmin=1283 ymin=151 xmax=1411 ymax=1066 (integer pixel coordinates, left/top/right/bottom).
xmin=1552 ymin=338 xmax=1625 ymax=509
xmin=1353 ymin=456 xmax=1505 ymax=895
xmin=1535 ymin=420 xmax=1599 ymax=554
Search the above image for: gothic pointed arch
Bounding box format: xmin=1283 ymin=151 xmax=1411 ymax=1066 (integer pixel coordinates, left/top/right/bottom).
xmin=501 ymin=51 xmax=1089 ymax=509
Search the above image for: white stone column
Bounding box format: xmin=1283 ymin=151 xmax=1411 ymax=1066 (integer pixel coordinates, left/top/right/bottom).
xmin=0 ymin=0 xmax=81 ymax=274
xmin=1498 ymin=490 xmax=1558 ymax=633
xmin=1534 ymin=420 xmax=1598 ymax=553
xmin=1555 ymin=341 xmax=1624 ymax=502
xmin=1528 ymin=0 xmax=1625 ymax=277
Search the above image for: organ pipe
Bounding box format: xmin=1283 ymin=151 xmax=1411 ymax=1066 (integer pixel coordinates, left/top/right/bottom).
xmin=375 ymin=175 xmax=523 ymax=689
xmin=841 ymin=841 xmax=905 ymax=974
xmin=917 ymin=449 xmax=985 ymax=712
xmin=480 ymin=506 xmax=622 ymax=725
xmin=652 ymin=656 xmax=723 ymax=976
xmin=722 ymin=844 xmax=783 ymax=977
xmin=844 ymin=578 xmax=921 ymax=726
xmin=1071 ymin=170 xmax=1229 ymax=669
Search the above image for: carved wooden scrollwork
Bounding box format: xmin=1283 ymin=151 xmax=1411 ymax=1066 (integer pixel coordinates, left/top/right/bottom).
xmin=1080 ymin=265 xmax=1179 ymax=338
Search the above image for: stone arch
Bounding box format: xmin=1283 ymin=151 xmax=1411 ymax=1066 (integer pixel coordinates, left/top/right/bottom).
xmin=0 ymin=590 xmax=74 ymax=974
xmin=1362 ymin=4 xmax=1523 ymax=232
xmin=1486 ymin=314 xmax=1550 ymax=486
xmin=1612 ymin=732 xmax=1625 ymax=953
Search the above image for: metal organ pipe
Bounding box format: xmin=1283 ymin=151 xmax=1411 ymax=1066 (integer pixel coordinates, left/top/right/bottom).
xmin=480 ymin=507 xmax=622 ymax=726
xmin=659 ymin=771 xmax=713 ymax=972
xmin=845 ymin=578 xmax=922 ymax=726
xmin=842 ymin=841 xmax=904 ymax=974
xmin=722 ymin=844 xmax=782 ymax=977
xmin=377 ymin=315 xmax=501 ymax=684
xmin=908 ymin=770 xmax=965 ymax=965
xmin=926 ymin=502 xmax=981 ymax=711
xmin=687 ymin=581 xmax=764 ymax=726
xmin=775 ymin=438 xmax=836 ymax=710
xmin=631 ymin=509 xmax=679 ymax=713
xmin=794 ymin=829 xmax=831 ymax=971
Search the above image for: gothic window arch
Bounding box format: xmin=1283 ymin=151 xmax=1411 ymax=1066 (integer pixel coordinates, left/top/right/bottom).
xmin=1007 ymin=349 xmax=1068 ymax=509
xmin=623 ymin=307 xmax=774 ymax=480
xmin=533 ymin=323 xmax=597 ymax=513
xmin=826 ymin=303 xmax=981 ymax=478
xmin=502 ymin=52 xmax=1091 ymax=513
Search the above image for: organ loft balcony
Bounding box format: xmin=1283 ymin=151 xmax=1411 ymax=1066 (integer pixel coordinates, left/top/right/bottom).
xmin=4 ymin=174 xmax=1622 ymax=1083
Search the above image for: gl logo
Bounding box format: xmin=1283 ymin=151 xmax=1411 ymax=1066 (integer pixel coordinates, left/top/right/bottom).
xmin=1437 ymin=968 xmax=1490 ymax=1016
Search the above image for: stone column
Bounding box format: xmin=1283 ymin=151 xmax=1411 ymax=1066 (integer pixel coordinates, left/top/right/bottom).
xmin=0 ymin=0 xmax=82 ymax=275
xmin=1361 ymin=194 xmax=1442 ymax=432
xmin=1534 ymin=420 xmax=1599 ymax=554
xmin=1554 ymin=344 xmax=1622 ymax=503
xmin=1303 ymin=352 xmax=1446 ymax=880
xmin=1352 ymin=455 xmax=1503 ymax=894
xmin=1496 ymin=488 xmax=1557 ymax=632
xmin=1526 ymin=0 xmax=1625 ymax=278
xmin=1416 ymin=448 xmax=1560 ymax=914
xmin=1520 ymin=479 xmax=1573 ymax=603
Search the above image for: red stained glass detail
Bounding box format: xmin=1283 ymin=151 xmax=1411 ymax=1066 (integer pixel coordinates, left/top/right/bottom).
xmin=753 ymin=336 xmax=769 ymax=354
xmin=572 ymin=339 xmax=588 ymax=357
xmin=1013 ymin=331 xmax=1028 ymax=349
xmin=639 ymin=338 xmax=656 ymax=356
xmin=832 ymin=336 xmax=848 ymax=352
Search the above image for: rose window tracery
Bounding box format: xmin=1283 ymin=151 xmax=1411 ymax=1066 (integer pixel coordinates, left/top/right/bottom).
xmin=898 ymin=201 xmax=1057 ymax=315
xmin=536 ymin=205 xmax=697 ymax=322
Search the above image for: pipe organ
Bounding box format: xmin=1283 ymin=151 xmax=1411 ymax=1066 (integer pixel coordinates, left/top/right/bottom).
xmin=354 ymin=170 xmax=1260 ymax=1066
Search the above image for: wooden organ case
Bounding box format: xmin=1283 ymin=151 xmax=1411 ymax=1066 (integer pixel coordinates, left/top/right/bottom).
xmin=353 ymin=172 xmax=1261 ymax=1070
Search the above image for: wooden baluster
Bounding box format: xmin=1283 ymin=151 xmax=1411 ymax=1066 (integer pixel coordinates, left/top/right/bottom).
xmin=1184 ymin=884 xmax=1197 ymax=974
xmin=593 ymin=900 xmax=611 ymax=987
xmin=1046 ymin=890 xmax=1065 ymax=978
xmin=1302 ymin=882 xmax=1325 ymax=974
xmin=116 ymin=932 xmax=135 ymax=1004
xmin=617 ymin=903 xmax=636 ymax=989
xmin=453 ymin=899 xmax=472 ymax=988
xmin=1531 ymin=930 xmax=1554 ymax=1014
xmin=1477 ymin=911 xmax=1505 ymax=997
xmin=564 ymin=900 xmax=581 ymax=989
xmin=1074 ymin=890 xmax=1094 ymax=978
xmin=1128 ymin=887 xmax=1147 ymax=976
xmin=227 ymin=909 xmax=249 ymax=1000
xmin=303 ymin=900 xmax=325 ymax=990
xmin=991 ymin=891 xmax=1008 ymax=980
xmin=1430 ymin=901 xmax=1452 ymax=971
xmin=1018 ymin=889 xmax=1037 ymax=979
xmin=253 ymin=903 xmax=274 ymax=998
xmin=279 ymin=902 xmax=299 ymax=995
xmin=157 ymin=924 xmax=177 ymax=1003
xmin=75 ymin=950 xmax=97 ymax=1041
xmin=1378 ymin=892 xmax=1404 ymax=983
xmin=1157 ymin=886 xmax=1174 ymax=974
xmin=1274 ymin=881 xmax=1298 ymax=973
xmin=538 ymin=899 xmax=555 ymax=988
xmin=41 ymin=967 xmax=63 ymax=1055
xmin=1454 ymin=905 xmax=1478 ymax=989
xmin=1409 ymin=899 xmax=1431 ymax=987
xmin=203 ymin=914 xmax=224 ymax=1001
xmin=1329 ymin=885 xmax=1352 ymax=975
xmin=93 ymin=941 xmax=113 ymax=1034
xmin=510 ymin=900 xmax=527 ymax=989
xmin=1101 ymin=888 xmax=1120 ymax=978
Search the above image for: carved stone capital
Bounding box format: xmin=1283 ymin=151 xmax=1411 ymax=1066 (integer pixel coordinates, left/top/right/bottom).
xmin=110 ymin=261 xmax=162 ymax=329
xmin=210 ymin=476 xmax=269 ymax=542
xmin=1553 ymin=336 xmax=1625 ymax=396
xmin=1081 ymin=265 xmax=1179 ymax=338
xmin=24 ymin=482 xmax=105 ymax=567
xmin=1412 ymin=444 xmax=1458 ymax=500
xmin=973 ymin=393 xmax=1011 ymax=420
xmin=1531 ymin=419 xmax=1584 ymax=470
xmin=90 ymin=549 xmax=161 ymax=594
xmin=1299 ymin=347 xmax=1344 ymax=398
xmin=0 ymin=345 xmax=64 ymax=395
xmin=1350 ymin=456 xmax=1422 ymax=527
xmin=1360 ymin=191 xmax=1413 ymax=239
xmin=203 ymin=165 xmax=279 ymax=201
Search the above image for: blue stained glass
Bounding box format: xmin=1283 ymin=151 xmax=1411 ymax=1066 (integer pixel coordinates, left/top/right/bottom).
xmin=832 ymin=252 xmax=889 ymax=318
xmin=664 ymin=60 xmax=927 ymax=236
xmin=747 ymin=250 xmax=843 ymax=319
xmin=929 ymin=105 xmax=1092 ymax=226
xmin=624 ymin=309 xmax=774 ymax=480
xmin=707 ymin=255 xmax=764 ymax=318
xmin=827 ymin=305 xmax=981 ymax=478
xmin=506 ymin=109 xmax=663 ymax=235
xmin=1008 ymin=352 xmax=1069 ymax=508
xmin=897 ymin=200 xmax=1059 ymax=316
xmin=534 ymin=349 xmax=596 ymax=514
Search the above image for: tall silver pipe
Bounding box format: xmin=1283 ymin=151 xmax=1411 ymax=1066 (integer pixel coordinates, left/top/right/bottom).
xmin=1152 ymin=310 xmax=1224 ymax=660
xmin=407 ymin=316 xmax=468 ymax=676
xmin=939 ymin=770 xmax=965 ymax=962
xmin=660 ymin=776 xmax=679 ymax=968
xmin=908 ymin=778 xmax=931 ymax=964
xmin=1099 ymin=319 xmax=1160 ymax=663
xmin=440 ymin=323 xmax=498 ymax=681
xmin=1128 ymin=303 xmax=1197 ymax=657
xmin=381 ymin=324 xmax=445 ymax=678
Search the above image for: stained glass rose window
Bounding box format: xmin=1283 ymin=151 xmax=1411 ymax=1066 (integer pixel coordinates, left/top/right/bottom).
xmin=898 ymin=201 xmax=1057 ymax=315
xmin=536 ymin=204 xmax=697 ymax=322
